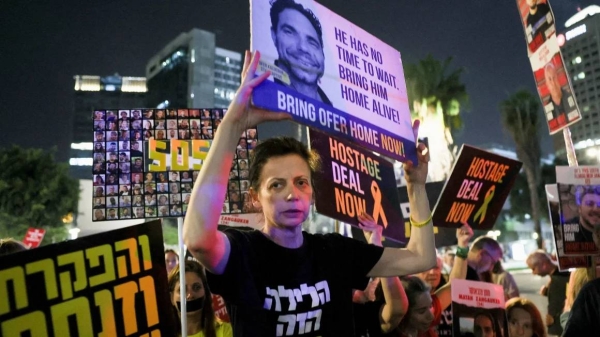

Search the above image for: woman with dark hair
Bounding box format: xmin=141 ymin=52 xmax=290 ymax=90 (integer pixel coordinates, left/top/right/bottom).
xmin=183 ymin=51 xmax=437 ymax=336
xmin=505 ymin=297 xmax=546 ymax=337
xmin=168 ymin=260 xmax=232 ymax=337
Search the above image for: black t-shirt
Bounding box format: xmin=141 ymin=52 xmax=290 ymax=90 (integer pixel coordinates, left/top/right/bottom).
xmin=548 ymin=270 xmax=570 ymax=335
xmin=526 ymin=3 xmax=551 ymax=36
xmin=353 ymin=301 xmax=388 ymax=337
xmin=550 ymin=88 xmax=574 ymax=119
xmin=207 ymin=228 xmax=384 ymax=337
xmin=563 ymin=278 xmax=600 ymax=337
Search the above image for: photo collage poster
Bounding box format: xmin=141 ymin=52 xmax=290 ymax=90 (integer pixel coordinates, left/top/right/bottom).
xmin=92 ymin=108 xmax=259 ymax=221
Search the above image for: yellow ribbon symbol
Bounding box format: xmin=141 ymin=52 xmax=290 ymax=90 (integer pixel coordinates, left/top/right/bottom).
xmin=371 ymin=180 xmax=388 ymax=228
xmin=473 ymin=185 xmax=495 ymax=225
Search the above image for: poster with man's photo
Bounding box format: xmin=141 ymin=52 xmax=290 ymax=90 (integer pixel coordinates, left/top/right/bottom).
xmin=515 ymin=0 xmax=582 ymax=134
xmin=92 ymin=108 xmax=260 ymax=221
xmin=545 ymin=184 xmax=592 ymax=270
xmin=250 ymin=0 xmax=417 ymax=163
xmin=452 ymin=279 xmax=508 ymax=337
xmin=556 ymin=166 xmax=600 ymax=255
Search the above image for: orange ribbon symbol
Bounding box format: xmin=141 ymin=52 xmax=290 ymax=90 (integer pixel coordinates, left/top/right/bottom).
xmin=371 ymin=180 xmax=388 ymax=228
xmin=473 ymin=185 xmax=495 ymax=225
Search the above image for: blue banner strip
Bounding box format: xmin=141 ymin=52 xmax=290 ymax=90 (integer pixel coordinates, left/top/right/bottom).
xmin=252 ymin=80 xmax=417 ymax=163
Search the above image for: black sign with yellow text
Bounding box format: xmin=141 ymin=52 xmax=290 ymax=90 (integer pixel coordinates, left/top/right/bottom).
xmin=433 ymin=145 xmax=522 ymax=229
xmin=309 ymin=129 xmax=404 ymax=242
xmin=0 ymin=220 xmax=176 ymax=337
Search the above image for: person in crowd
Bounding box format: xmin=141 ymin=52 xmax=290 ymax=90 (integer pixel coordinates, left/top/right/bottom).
xmin=490 ymin=260 xmax=520 ymax=301
xmin=526 ymin=250 xmax=570 ymax=336
xmin=466 ymin=236 xmax=503 ymax=281
xmin=414 ymin=256 xmax=452 ymax=336
xmin=0 ymin=238 xmax=28 ymax=255
xmin=353 ymin=214 xmax=408 ymax=337
xmin=183 ymin=51 xmax=437 ymax=336
xmin=395 ymin=224 xmax=473 ymax=337
xmin=165 ymin=249 xmax=179 ymax=274
xmin=506 ymin=297 xmax=546 ymax=337
xmin=168 ymin=260 xmax=232 ymax=337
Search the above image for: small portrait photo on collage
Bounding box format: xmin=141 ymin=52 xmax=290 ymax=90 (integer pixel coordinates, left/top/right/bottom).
xmin=144 ymin=183 xmax=156 ymax=195
xmin=238 ymin=159 xmax=249 ymax=171
xmin=131 ymin=173 xmax=143 ymax=185
xmin=119 ymin=151 xmax=130 ymax=162
xmin=192 ymin=171 xmax=199 ymax=182
xmin=119 ymin=141 xmax=130 ymax=151
xmin=237 ymin=148 xmax=248 ymax=159
xmin=191 ymin=129 xmax=201 ymax=140
xmin=93 ymin=197 xmax=105 ymax=209
xmin=212 ymin=109 xmax=223 ymax=119
xmin=107 ymin=121 xmax=118 ymax=131
xmin=167 ymin=129 xmax=178 ymax=140
xmin=201 ymin=128 xmax=213 ymax=139
xmin=94 ymin=152 xmax=105 ymax=163
xmin=120 ymin=163 xmax=131 ymax=174
xmin=93 ymin=209 xmax=106 ymax=221
xmin=155 ymin=120 xmax=166 ymax=130
xmin=181 ymin=183 xmax=192 ymax=193
xmin=178 ymin=109 xmax=189 ymax=118
xmin=201 ymin=109 xmax=211 ymax=119
xmin=94 ymin=186 xmax=104 ymax=197
xmin=133 ymin=206 xmax=145 ymax=218
xmin=179 ymin=120 xmax=190 ymax=130
xmin=157 ymin=182 xmax=169 ymax=193
xmin=119 ymin=185 xmax=130 ymax=196
xmin=170 ymin=182 xmax=180 ymax=194
xmin=119 ymin=173 xmax=130 ymax=185
xmin=93 ymin=162 xmax=105 ymax=174
xmin=180 ymin=171 xmax=192 ymax=182
xmin=106 ymin=174 xmax=118 ymax=185
xmin=144 ymin=130 xmax=154 ymax=140
xmin=201 ymin=119 xmax=211 ymax=129
xmin=248 ymin=139 xmax=257 ymax=150
xmin=158 ymin=205 xmax=170 ymax=217
xmin=167 ymin=119 xmax=178 ymax=130
xmin=145 ymin=206 xmax=157 ymax=217
xmin=144 ymin=109 xmax=154 ymax=119
xmin=222 ymin=203 xmax=229 ymax=213
xmin=144 ymin=120 xmax=154 ymax=130
xmin=119 ymin=110 xmax=130 ymax=120
xmin=190 ymin=109 xmax=200 ymax=118
xmin=131 ymin=131 xmax=143 ymax=142
xmin=169 ymin=172 xmax=180 ymax=182
xmin=182 ymin=193 xmax=191 ymax=205
xmin=119 ymin=120 xmax=130 ymax=131
xmin=171 ymin=205 xmax=182 ymax=216
xmin=131 ymin=157 xmax=143 ymax=173
xmin=131 ymin=110 xmax=142 ymax=120
xmin=229 ymin=170 xmax=238 ymax=180
xmin=238 ymin=138 xmax=247 ymax=149
xmin=144 ymin=172 xmax=155 ymax=183
xmin=214 ymin=119 xmax=222 ymax=130
xmin=240 ymin=180 xmax=249 ymax=192
xmin=107 ymin=208 xmax=118 ymax=220
xmin=93 ymin=110 xmax=105 ymax=121
xmin=107 ymin=141 xmax=118 ymax=152
xmin=119 ymin=130 xmax=130 ymax=141
xmin=132 ymin=195 xmax=144 ymax=207
xmin=229 ymin=191 xmax=240 ymax=203
xmin=130 ymin=141 xmax=142 ymax=156
xmin=190 ymin=119 xmax=200 ymax=130
xmin=179 ymin=130 xmax=190 ymax=140
xmin=94 ymin=120 xmax=105 ymax=131
xmin=170 ymin=194 xmax=181 ymax=206
xmin=167 ymin=109 xmax=177 ymax=118
xmin=230 ymin=202 xmax=242 ymax=214
xmin=247 ymin=128 xmax=257 ymax=140
xmin=107 ymin=163 xmax=118 ymax=175
xmin=107 ymin=196 xmax=118 ymax=208
xmin=93 ymin=174 xmax=105 ymax=186
xmin=120 ymin=196 xmax=132 ymax=207
xmin=155 ymin=110 xmax=165 ymax=120
xmin=239 ymin=170 xmax=249 ymax=179
xmin=155 ymin=130 xmax=166 ymax=140
xmin=131 ymin=120 xmax=142 ymax=130
xmin=157 ymin=194 xmax=169 ymax=206
xmin=95 ymin=131 xmax=105 ymax=142
xmin=156 ymin=172 xmax=168 ymax=183
xmin=145 ymin=194 xmax=157 ymax=206
xmin=229 ymin=181 xmax=240 ymax=191
xmin=106 ymin=185 xmax=118 ymax=196
xmin=120 ymin=208 xmax=132 ymax=219
xmin=132 ymin=185 xmax=143 ymax=196
xmin=106 ymin=110 xmax=117 ymax=122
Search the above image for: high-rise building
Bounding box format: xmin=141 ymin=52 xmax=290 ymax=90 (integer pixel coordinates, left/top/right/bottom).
xmin=70 ymin=74 xmax=147 ymax=179
xmin=554 ymin=5 xmax=600 ymax=164
xmin=145 ymin=28 xmax=242 ymax=109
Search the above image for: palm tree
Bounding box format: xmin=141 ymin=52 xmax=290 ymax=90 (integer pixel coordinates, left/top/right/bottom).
xmin=404 ymin=54 xmax=469 ymax=182
xmin=500 ymin=90 xmax=543 ymax=248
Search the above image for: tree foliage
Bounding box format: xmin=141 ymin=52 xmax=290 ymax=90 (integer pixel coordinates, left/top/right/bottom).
xmin=500 ymin=90 xmax=544 ymax=248
xmin=0 ymin=146 xmax=79 ymax=243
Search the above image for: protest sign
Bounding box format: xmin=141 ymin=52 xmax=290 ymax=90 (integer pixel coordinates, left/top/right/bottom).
xmin=92 ymin=108 xmax=259 ymax=221
xmin=0 ymin=220 xmax=176 ymax=336
xmin=515 ymin=0 xmax=581 ymax=134
xmin=432 ymin=145 xmax=522 ymax=229
xmin=250 ymin=0 xmax=416 ymax=163
xmin=556 ymin=166 xmax=600 ymax=255
xmin=22 ymin=227 xmax=45 ymax=248
xmin=451 ymin=279 xmax=508 ymax=337
xmin=545 ymin=184 xmax=591 ymax=270
xmin=309 ymin=129 xmax=404 ymax=242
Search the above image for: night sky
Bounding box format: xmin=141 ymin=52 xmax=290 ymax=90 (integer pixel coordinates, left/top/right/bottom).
xmin=1 ymin=0 xmax=594 ymax=161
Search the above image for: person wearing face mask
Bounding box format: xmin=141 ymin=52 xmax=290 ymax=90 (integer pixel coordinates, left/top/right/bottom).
xmin=168 ymin=260 xmax=232 ymax=337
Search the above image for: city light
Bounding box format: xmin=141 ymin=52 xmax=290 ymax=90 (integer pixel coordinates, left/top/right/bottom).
xmin=71 ymin=142 xmax=93 ymax=150
xmin=69 ymin=158 xmax=93 ymax=166
xmin=566 ymin=24 xmax=587 ymax=41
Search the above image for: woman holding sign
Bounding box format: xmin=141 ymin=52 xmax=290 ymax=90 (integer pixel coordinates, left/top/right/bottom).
xmin=184 ymin=51 xmax=437 ymax=336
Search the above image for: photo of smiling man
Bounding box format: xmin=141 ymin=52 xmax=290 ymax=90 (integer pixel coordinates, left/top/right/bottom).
xmin=269 ymin=0 xmax=332 ymax=105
